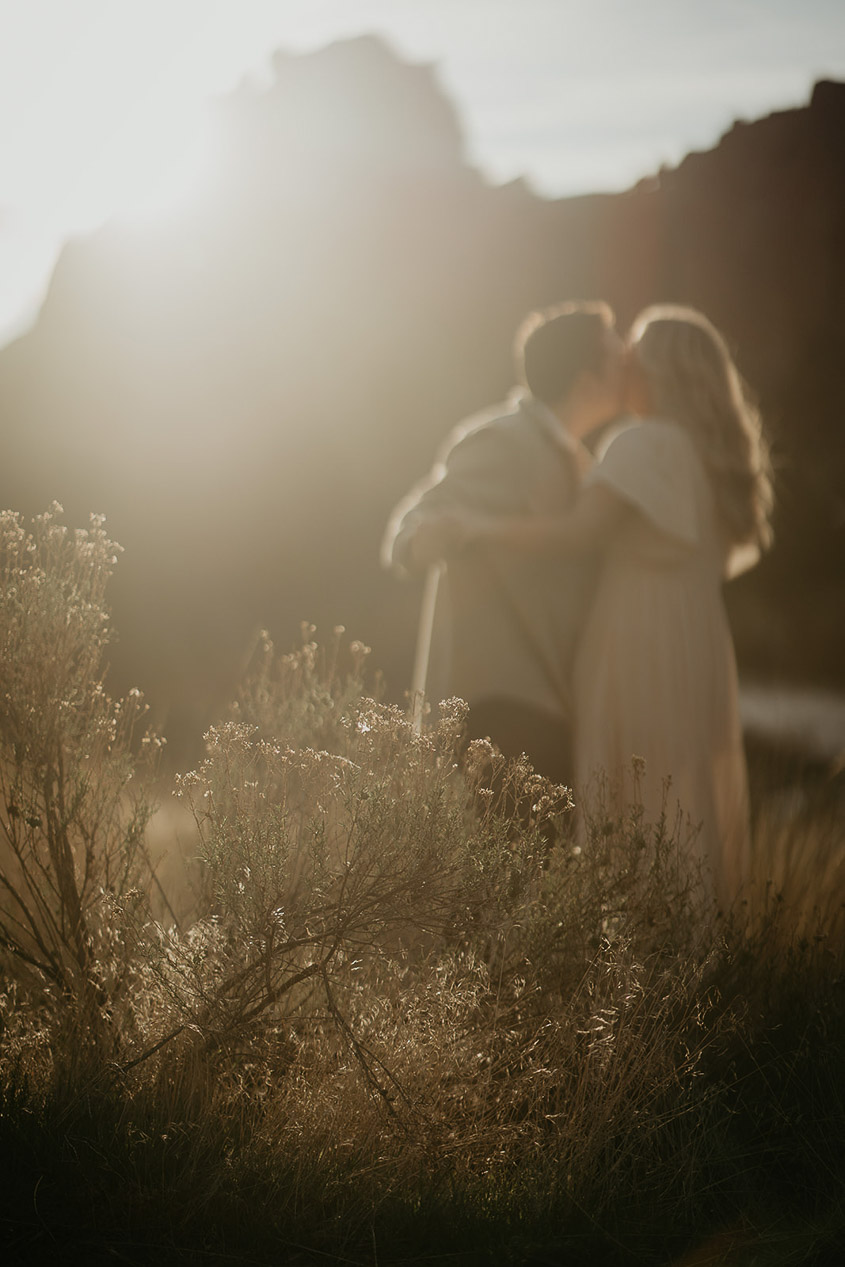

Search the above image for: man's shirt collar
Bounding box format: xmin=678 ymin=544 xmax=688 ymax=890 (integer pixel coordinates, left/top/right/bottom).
xmin=514 ymin=389 xmax=579 ymax=457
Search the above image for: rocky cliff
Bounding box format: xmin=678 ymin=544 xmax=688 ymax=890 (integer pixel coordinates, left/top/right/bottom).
xmin=0 ymin=36 xmax=842 ymax=755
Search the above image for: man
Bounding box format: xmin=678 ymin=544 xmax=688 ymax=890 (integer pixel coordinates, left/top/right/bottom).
xmin=381 ymin=301 xmax=624 ymax=784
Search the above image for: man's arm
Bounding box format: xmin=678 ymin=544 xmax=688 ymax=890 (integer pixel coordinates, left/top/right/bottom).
xmin=381 ymin=421 xmax=518 ymax=576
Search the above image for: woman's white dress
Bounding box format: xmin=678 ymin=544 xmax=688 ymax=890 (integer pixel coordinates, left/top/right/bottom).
xmin=574 ymin=419 xmax=752 ymax=910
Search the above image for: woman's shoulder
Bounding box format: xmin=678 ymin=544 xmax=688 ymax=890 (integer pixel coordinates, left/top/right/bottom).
xmin=597 ymin=416 xmax=696 ymax=464
xmin=590 ymin=417 xmax=702 ymax=546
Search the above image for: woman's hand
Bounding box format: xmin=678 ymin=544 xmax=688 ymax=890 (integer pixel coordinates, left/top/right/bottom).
xmin=409 ymin=509 xmax=496 ymax=567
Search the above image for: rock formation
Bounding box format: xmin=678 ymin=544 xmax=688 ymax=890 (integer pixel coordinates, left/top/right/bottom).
xmin=0 ymin=36 xmax=841 ymax=756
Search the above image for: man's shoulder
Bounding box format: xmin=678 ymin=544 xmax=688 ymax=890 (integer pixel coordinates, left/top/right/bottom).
xmin=437 ymin=392 xmax=536 ymax=463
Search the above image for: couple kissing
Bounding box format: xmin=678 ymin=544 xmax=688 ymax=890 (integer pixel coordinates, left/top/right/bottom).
xmin=382 ymin=301 xmax=773 ymax=912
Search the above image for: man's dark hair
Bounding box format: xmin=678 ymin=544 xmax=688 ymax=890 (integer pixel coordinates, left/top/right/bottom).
xmin=516 ymin=301 xmax=614 ymax=408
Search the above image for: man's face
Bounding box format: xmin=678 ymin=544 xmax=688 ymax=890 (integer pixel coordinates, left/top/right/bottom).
xmin=596 ymin=328 xmax=626 ymax=417
xmin=620 ymin=341 xmax=652 ymax=415
xmin=569 ymin=327 xmax=624 ymax=437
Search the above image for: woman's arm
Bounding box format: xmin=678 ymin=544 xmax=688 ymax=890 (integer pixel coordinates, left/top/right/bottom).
xmin=425 ymin=484 xmax=631 ymax=559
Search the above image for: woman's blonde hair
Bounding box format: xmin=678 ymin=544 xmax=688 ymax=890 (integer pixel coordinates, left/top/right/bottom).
xmin=630 ymin=304 xmax=773 ymax=553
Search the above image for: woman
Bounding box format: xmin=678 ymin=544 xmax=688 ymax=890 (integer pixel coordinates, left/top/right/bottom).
xmin=442 ymin=305 xmax=773 ymax=910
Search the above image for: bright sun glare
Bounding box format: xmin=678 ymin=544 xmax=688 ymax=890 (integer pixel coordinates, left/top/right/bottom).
xmin=47 ymin=103 xmax=212 ymax=233
xmin=1 ymin=4 xmax=219 ymax=237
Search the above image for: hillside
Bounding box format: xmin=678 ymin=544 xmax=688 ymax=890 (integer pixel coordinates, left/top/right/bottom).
xmin=0 ymin=35 xmax=842 ymax=754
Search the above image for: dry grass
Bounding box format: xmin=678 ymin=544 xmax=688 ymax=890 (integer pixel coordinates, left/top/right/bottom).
xmin=1 ymin=509 xmax=844 ymax=1266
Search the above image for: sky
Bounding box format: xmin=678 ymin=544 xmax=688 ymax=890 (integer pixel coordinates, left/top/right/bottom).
xmin=1 ymin=0 xmax=844 ymax=345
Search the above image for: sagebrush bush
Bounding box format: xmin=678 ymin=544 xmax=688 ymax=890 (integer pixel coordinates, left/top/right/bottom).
xmin=1 ymin=510 xmax=843 ymax=1266
xmin=0 ymin=505 xmax=162 ymax=1066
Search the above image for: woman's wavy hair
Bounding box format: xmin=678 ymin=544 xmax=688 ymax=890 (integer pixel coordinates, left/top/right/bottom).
xmin=630 ymin=304 xmax=773 ymax=554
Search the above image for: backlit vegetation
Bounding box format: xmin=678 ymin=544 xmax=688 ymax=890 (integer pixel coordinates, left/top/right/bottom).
xmin=1 ymin=509 xmax=843 ymax=1265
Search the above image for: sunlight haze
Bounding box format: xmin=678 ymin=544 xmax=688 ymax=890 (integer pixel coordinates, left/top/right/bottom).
xmin=0 ymin=0 xmax=843 ymax=342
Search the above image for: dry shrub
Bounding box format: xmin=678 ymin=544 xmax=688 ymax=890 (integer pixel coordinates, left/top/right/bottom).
xmin=1 ymin=513 xmax=844 ymax=1262
xmin=0 ymin=505 xmax=161 ymax=1065
xmin=148 ymin=629 xmax=731 ymax=1228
